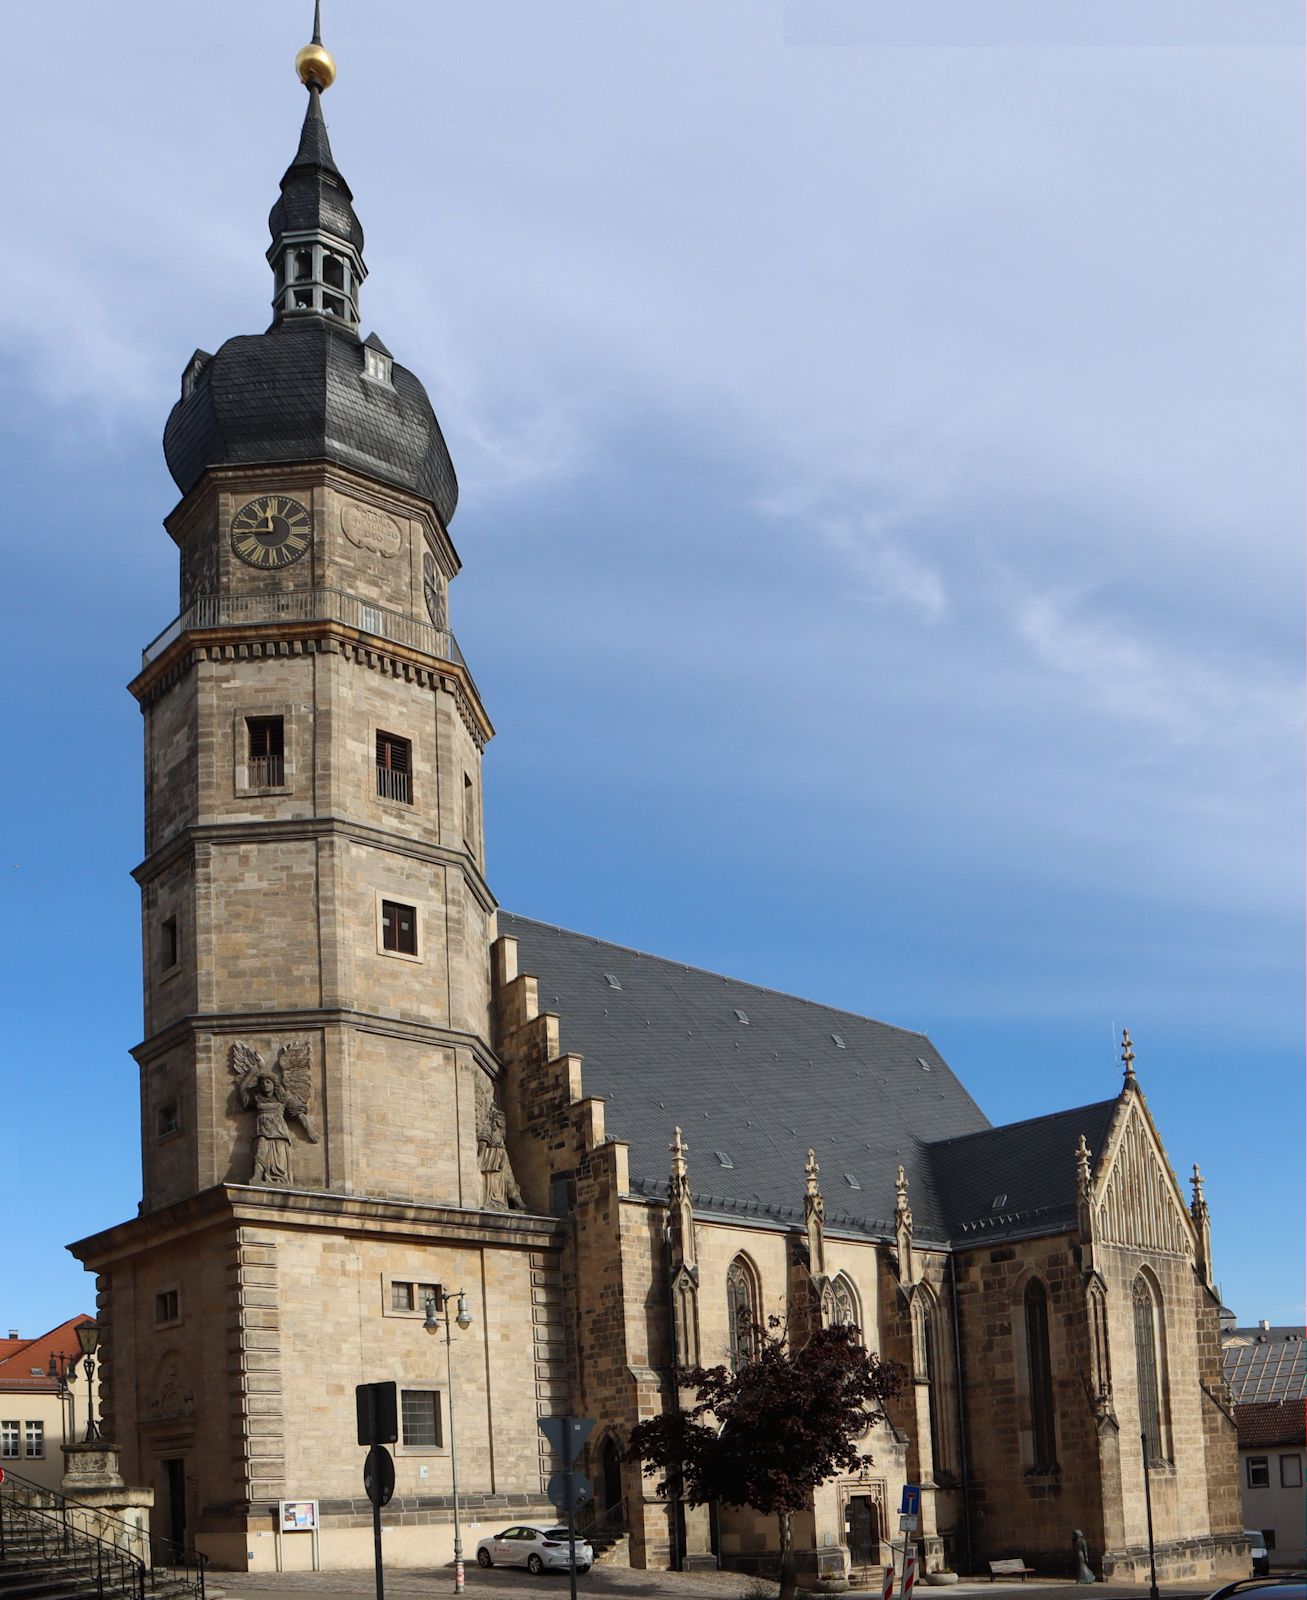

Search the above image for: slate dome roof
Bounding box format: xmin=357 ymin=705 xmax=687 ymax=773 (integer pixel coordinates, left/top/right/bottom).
xmin=162 ymin=321 xmax=459 ymax=526
xmin=162 ymin=73 xmax=458 ymax=526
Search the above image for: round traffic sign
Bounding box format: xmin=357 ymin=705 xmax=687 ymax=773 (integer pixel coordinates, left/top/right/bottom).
xmin=364 ymin=1444 xmax=395 ymax=1507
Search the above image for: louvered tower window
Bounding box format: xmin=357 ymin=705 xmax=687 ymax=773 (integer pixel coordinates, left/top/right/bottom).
xmin=1024 ymin=1278 xmax=1058 ymax=1472
xmin=376 ymin=731 xmax=412 ymax=804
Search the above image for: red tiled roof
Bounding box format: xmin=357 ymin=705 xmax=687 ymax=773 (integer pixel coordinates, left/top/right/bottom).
xmin=1236 ymin=1399 xmax=1307 ymax=1450
xmin=0 ymin=1317 xmax=94 ymax=1394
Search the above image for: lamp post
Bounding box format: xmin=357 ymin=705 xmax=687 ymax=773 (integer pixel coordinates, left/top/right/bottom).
xmin=425 ymin=1290 xmax=472 ymax=1595
xmin=1140 ymin=1434 xmax=1159 ymax=1600
xmin=47 ymin=1351 xmax=78 ymax=1447
xmin=74 ymin=1322 xmax=100 ymax=1443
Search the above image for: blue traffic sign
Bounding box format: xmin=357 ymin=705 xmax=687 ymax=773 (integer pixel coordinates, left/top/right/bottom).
xmin=900 ymin=1484 xmax=921 ymax=1516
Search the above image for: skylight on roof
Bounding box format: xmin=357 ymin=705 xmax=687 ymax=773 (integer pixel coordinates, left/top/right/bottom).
xmin=917 ymin=1056 xmax=932 ymax=1072
xmin=604 ymin=973 xmax=622 ymax=990
xmin=714 ymin=1150 xmax=734 ymax=1169
xmin=992 ymin=1193 xmax=1008 ymax=1208
xmin=831 ymin=1034 xmax=846 ymax=1048
xmin=843 ymin=1174 xmax=861 ymax=1190
xmin=734 ymin=1009 xmax=749 ymax=1024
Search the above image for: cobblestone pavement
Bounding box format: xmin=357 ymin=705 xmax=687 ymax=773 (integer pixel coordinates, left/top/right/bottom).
xmin=213 ymin=1568 xmax=1220 ymax=1600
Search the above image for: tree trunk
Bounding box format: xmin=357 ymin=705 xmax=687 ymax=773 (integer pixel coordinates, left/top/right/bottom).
xmin=778 ymin=1509 xmax=797 ymax=1600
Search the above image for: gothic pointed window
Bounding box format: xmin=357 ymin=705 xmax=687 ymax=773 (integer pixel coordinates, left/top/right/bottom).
xmin=726 ymin=1255 xmax=759 ymax=1369
xmin=1133 ymin=1272 xmax=1170 ymax=1462
xmin=830 ymin=1273 xmax=859 ymax=1332
xmin=1023 ymin=1277 xmax=1058 ymax=1472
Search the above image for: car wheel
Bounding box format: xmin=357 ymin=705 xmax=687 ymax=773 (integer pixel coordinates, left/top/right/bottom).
xmin=527 ymin=1554 xmax=545 ymax=1575
xmin=577 ymin=1566 xmax=591 ymax=1574
xmin=476 ymin=1549 xmax=493 ymax=1568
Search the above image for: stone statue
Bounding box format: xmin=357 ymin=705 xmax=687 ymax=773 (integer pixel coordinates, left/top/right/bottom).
xmin=477 ymin=1100 xmax=524 ymax=1212
xmin=1072 ymin=1529 xmax=1095 ymax=1584
xmin=229 ymin=1041 xmax=319 ymax=1186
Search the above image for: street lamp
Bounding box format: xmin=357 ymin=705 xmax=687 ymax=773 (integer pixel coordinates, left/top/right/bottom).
xmin=75 ymin=1321 xmax=100 ymax=1443
xmin=47 ymin=1351 xmax=78 ymax=1445
xmin=425 ymin=1290 xmax=472 ymax=1595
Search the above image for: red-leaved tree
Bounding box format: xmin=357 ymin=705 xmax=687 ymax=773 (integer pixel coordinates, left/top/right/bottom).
xmin=627 ymin=1319 xmax=904 ymax=1600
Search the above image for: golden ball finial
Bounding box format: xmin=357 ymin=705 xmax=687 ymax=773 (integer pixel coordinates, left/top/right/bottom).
xmin=295 ymin=41 xmax=336 ymax=90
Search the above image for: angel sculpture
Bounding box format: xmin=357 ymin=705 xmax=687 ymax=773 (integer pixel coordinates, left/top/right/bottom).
xmin=229 ymin=1041 xmax=319 ymax=1186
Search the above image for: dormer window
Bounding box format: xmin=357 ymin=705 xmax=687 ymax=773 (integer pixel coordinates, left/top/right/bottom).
xmin=363 ymin=341 xmax=393 ymax=386
xmin=181 ymin=350 xmax=211 ymax=400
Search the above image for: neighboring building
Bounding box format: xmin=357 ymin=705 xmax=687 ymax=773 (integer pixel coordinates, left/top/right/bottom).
xmin=66 ymin=16 xmax=1244 ymax=1590
xmin=0 ymin=1317 xmax=98 ymax=1492
xmin=1223 ymin=1323 xmax=1307 ymax=1566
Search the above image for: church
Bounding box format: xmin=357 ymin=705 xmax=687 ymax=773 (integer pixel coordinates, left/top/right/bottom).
xmin=69 ymin=16 xmax=1244 ymax=1589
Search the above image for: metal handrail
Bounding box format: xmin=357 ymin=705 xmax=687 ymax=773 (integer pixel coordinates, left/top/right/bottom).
xmin=141 ymin=587 xmax=468 ymax=675
xmin=576 ymin=1495 xmax=627 ymax=1540
xmin=0 ymin=1492 xmax=146 ymax=1600
xmin=0 ymin=1470 xmax=206 ymax=1600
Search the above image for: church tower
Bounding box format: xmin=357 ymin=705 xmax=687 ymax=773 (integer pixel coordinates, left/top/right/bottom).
xmin=73 ymin=15 xmax=564 ymax=1568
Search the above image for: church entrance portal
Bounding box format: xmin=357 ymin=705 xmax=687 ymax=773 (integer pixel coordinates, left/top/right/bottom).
xmin=845 ymin=1495 xmax=881 ymax=1568
xmin=601 ymin=1435 xmax=622 ymax=1514
xmin=163 ymin=1458 xmax=187 ymax=1550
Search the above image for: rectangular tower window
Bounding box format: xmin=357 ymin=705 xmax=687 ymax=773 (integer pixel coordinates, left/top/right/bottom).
xmin=157 ymin=1103 xmax=180 ymax=1138
xmin=376 ymin=732 xmax=413 ymax=804
xmin=463 ymin=773 xmax=476 ymax=851
xmin=247 ymin=716 xmax=285 ymax=788
xmin=381 ymin=901 xmax=417 ymax=955
xmin=161 ymin=916 xmax=179 ymax=972
xmin=401 ymin=1389 xmax=443 ymax=1448
xmin=155 ymin=1290 xmax=180 ymax=1324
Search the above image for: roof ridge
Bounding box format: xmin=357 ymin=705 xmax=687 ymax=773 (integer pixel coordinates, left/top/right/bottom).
xmin=500 ymin=911 xmax=935 ymax=1038
xmin=923 ymin=1096 xmax=1118 ymax=1151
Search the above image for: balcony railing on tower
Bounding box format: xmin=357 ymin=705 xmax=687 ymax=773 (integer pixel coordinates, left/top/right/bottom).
xmin=142 ymin=588 xmax=470 ymax=681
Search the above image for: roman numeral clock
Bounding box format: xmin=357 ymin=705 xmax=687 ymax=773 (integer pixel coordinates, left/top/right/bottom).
xmin=230 ymin=494 xmax=313 ymax=569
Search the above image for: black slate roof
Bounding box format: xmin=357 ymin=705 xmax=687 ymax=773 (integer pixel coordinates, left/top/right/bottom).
xmin=501 ymin=914 xmax=993 ymax=1241
xmin=163 ymin=320 xmax=458 ymax=523
xmin=923 ymin=1099 xmax=1118 ymax=1243
xmin=501 ymin=914 xmax=1121 ymax=1248
xmin=268 ymin=86 xmax=364 ymax=255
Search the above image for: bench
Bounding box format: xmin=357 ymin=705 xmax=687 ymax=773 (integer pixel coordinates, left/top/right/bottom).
xmin=989 ymin=1559 xmax=1037 ymax=1582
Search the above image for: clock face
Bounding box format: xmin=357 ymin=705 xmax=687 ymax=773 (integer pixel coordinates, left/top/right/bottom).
xmin=230 ymin=495 xmax=313 ymax=570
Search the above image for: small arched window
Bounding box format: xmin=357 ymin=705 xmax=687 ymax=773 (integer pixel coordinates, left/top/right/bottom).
xmin=726 ymin=1256 xmax=760 ymax=1369
xmin=1133 ymin=1272 xmax=1170 ymax=1462
xmin=1024 ymin=1277 xmax=1058 ymax=1472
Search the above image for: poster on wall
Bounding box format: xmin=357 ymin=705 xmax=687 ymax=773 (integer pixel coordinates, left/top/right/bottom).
xmin=278 ymin=1500 xmax=319 ymax=1533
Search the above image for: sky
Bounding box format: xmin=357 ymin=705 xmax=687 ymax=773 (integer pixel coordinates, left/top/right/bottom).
xmin=0 ymin=2 xmax=1302 ymax=1335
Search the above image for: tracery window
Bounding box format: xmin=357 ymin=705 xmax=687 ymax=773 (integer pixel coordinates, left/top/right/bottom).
xmin=726 ymin=1256 xmax=759 ymax=1369
xmin=1133 ymin=1272 xmax=1170 ymax=1462
xmin=830 ymin=1273 xmax=859 ymax=1331
xmin=1024 ymin=1277 xmax=1058 ymax=1472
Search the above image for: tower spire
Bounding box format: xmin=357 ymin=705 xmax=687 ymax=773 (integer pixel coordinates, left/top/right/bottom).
xmin=270 ymin=2 xmax=364 ymax=329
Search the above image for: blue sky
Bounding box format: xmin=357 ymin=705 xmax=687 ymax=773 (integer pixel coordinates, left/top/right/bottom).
xmin=1 ymin=2 xmax=1302 ymax=1335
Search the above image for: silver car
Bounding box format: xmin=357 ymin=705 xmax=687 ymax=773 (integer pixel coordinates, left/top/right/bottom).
xmin=475 ymin=1523 xmax=593 ymax=1575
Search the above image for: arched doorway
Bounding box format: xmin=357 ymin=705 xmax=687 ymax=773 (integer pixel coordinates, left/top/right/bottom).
xmin=601 ymin=1434 xmax=623 ymax=1515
